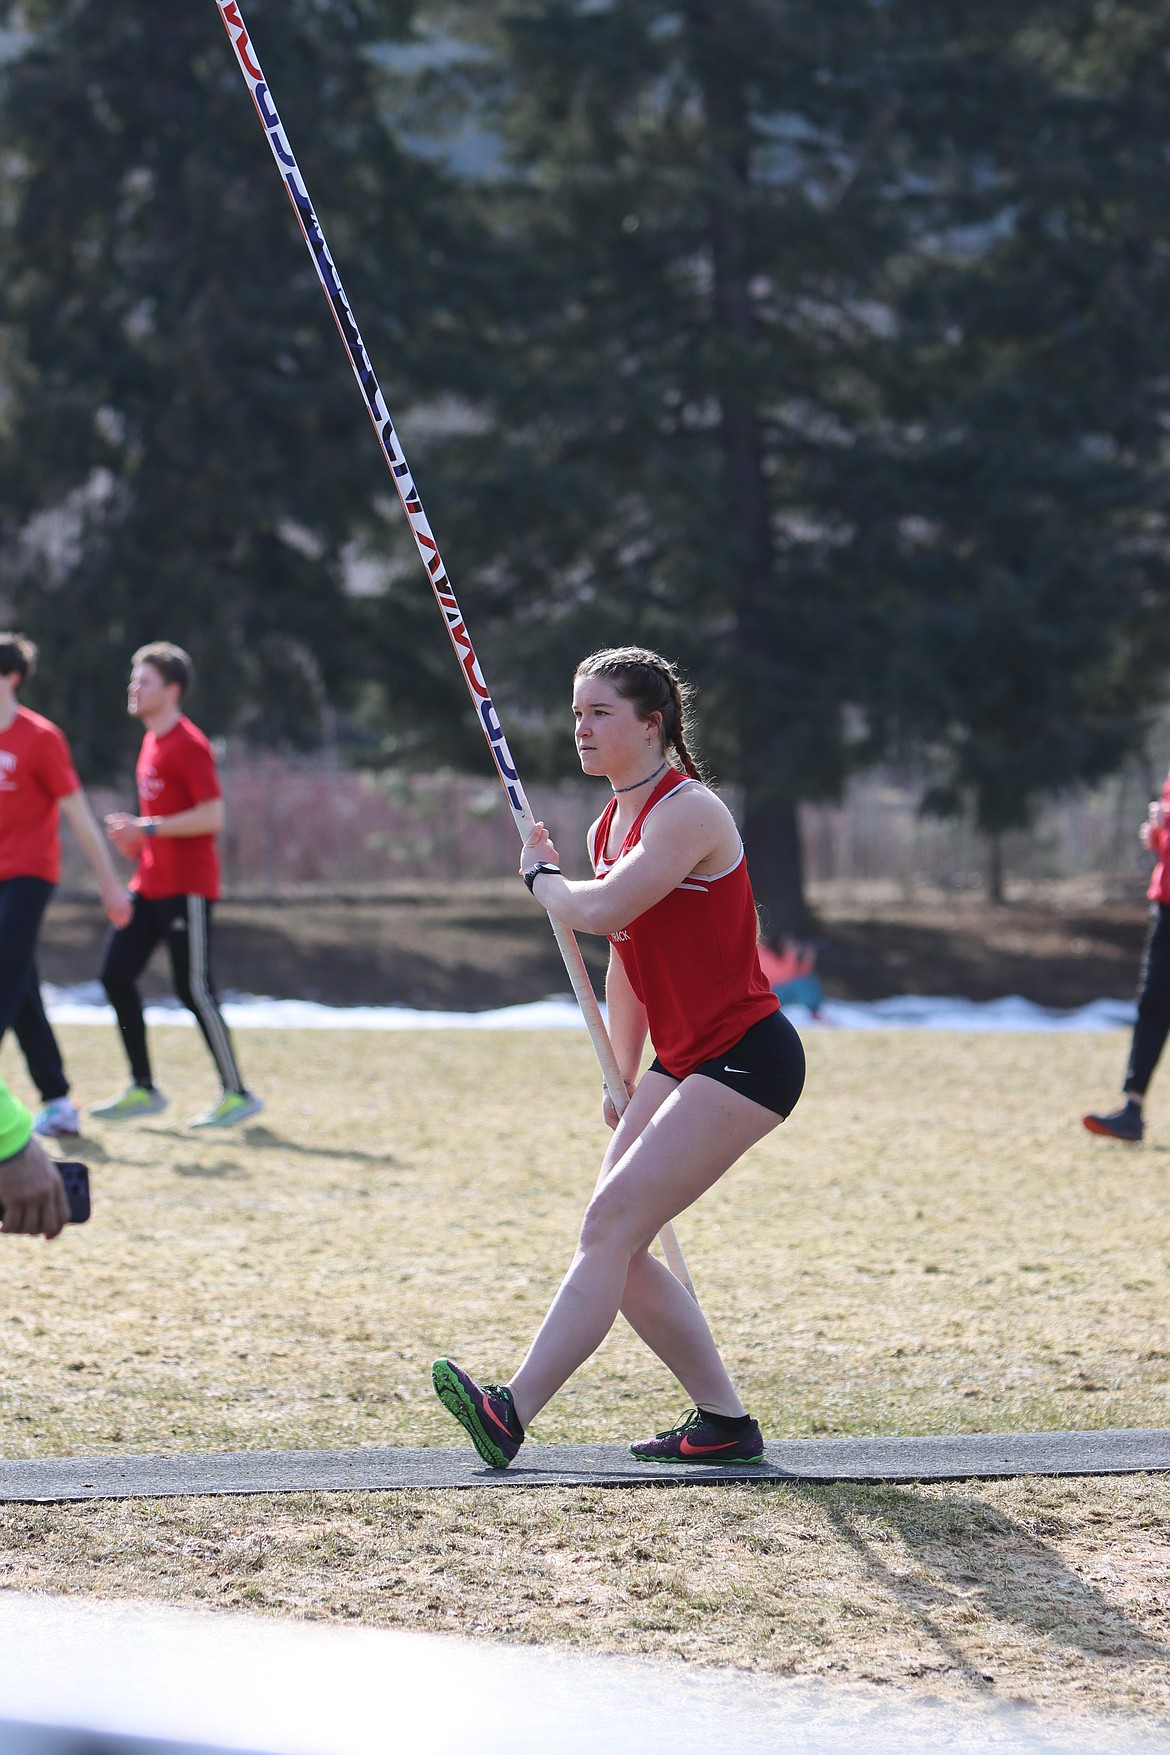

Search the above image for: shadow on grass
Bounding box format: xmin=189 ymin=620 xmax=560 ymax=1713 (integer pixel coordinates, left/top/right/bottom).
xmin=148 ymin=1123 xmax=399 ymax=1168
xmin=65 ymin=1136 xmax=110 ymax=1162
xmin=792 ymin=1481 xmax=1167 ymax=1690
xmin=173 ymin=1160 xmax=249 ymax=1180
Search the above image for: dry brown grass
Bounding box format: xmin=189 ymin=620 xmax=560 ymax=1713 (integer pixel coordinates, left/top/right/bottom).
xmin=1 ymin=1022 xmax=1169 ymax=1720
xmin=2 ymin=1478 xmax=1169 ymax=1721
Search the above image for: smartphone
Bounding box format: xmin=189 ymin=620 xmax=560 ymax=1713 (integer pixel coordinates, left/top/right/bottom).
xmin=0 ymin=1158 xmax=89 ymax=1226
xmin=55 ymin=1161 xmax=91 ymax=1224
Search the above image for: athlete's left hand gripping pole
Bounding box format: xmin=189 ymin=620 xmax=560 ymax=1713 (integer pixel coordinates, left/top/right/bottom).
xmin=215 ymin=1 xmax=697 ymax=1301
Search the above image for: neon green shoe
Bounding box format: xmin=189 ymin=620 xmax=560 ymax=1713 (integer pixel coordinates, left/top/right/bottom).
xmin=188 ymin=1091 xmax=263 ymax=1130
xmin=89 ymin=1083 xmax=168 ymax=1121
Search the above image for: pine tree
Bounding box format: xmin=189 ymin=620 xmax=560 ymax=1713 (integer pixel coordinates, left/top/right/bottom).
xmin=836 ymin=0 xmax=1170 ymax=898
xmin=435 ymin=0 xmax=1170 ymax=919
xmin=0 ymin=0 xmax=477 ymax=776
xmin=423 ymin=0 xmax=891 ymax=932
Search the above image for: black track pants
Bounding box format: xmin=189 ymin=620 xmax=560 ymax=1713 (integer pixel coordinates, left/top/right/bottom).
xmin=100 ymin=893 xmax=245 ymax=1094
xmin=1124 ymin=903 xmax=1170 ymax=1097
xmin=0 ymin=875 xmax=69 ymax=1102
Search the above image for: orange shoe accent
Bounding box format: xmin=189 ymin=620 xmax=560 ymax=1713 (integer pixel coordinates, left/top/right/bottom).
xmin=482 ymin=1398 xmax=516 ymax=1438
xmin=1083 ymin=1115 xmax=1141 ymax=1142
xmin=679 ymin=1433 xmax=741 ymax=1457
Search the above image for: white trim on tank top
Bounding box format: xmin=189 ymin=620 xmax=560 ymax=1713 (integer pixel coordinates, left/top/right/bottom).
xmin=594 ymin=774 xmax=697 ymax=869
xmin=591 ymin=779 xmax=745 ymax=889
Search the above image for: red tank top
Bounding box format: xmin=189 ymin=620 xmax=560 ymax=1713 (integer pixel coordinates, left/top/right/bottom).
xmin=591 ymin=771 xmax=779 ymax=1080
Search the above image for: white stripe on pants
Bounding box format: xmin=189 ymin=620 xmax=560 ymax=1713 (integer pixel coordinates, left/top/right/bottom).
xmin=186 ymin=894 xmax=243 ymax=1094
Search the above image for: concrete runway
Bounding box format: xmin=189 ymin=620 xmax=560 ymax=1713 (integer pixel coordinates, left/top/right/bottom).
xmin=2 ymin=1426 xmax=1167 ymax=1502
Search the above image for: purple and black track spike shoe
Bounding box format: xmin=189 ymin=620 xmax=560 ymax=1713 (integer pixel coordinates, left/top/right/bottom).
xmin=432 ymin=1358 xmax=524 ymax=1469
xmin=630 ymin=1407 xmax=764 ymax=1465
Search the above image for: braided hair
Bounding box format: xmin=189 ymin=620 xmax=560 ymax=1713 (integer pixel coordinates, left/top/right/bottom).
xmin=574 ymin=647 xmax=705 ymax=781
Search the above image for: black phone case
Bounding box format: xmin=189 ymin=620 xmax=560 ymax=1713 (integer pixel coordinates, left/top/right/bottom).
xmin=54 ymin=1160 xmax=91 ymax=1224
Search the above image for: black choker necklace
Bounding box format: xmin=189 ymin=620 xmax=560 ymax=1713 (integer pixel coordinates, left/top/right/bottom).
xmin=613 ymin=758 xmax=667 ymax=795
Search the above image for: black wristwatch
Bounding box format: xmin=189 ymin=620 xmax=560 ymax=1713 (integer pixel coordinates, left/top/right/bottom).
xmin=523 ymin=861 xmax=562 ymax=893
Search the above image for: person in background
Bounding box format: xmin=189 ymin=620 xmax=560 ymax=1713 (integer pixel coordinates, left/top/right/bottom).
xmin=0 ymin=634 xmax=132 ymax=1139
xmin=757 ymin=935 xmax=825 ymax=1019
xmin=93 ymin=642 xmax=261 ymax=1130
xmin=1084 ymin=778 xmax=1170 ymax=1144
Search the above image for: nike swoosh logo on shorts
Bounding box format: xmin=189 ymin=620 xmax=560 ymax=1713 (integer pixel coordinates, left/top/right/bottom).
xmin=723 ymin=1066 xmax=749 ymax=1075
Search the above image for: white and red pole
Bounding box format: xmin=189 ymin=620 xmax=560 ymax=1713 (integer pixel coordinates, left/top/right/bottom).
xmin=215 ymin=0 xmax=696 ymax=1299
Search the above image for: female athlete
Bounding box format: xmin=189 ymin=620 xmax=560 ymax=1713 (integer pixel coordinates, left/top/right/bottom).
xmin=432 ymin=647 xmax=805 ymax=1466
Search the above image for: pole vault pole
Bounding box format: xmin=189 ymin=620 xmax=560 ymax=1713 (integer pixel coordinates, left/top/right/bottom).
xmin=215 ymin=0 xmax=697 ymax=1300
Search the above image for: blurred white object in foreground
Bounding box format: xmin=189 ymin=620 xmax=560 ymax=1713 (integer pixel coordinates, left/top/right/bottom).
xmin=0 ymin=1593 xmax=1162 ymax=1755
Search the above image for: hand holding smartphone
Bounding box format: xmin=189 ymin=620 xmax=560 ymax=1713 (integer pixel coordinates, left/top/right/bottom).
xmin=0 ymin=1158 xmax=90 ymax=1227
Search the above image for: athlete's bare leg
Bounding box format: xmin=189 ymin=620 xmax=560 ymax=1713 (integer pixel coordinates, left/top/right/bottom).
xmin=506 ymin=1072 xmax=780 ymax=1427
xmin=619 ymin=1245 xmax=745 ymax=1417
xmin=609 ymin=1073 xmax=749 ymax=1417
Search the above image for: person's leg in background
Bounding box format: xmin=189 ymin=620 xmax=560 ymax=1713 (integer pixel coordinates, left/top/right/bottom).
xmin=0 ymin=877 xmax=76 ymax=1135
xmin=14 ymin=958 xmax=77 ymax=1135
xmin=0 ymin=876 xmax=53 ymax=1038
xmin=167 ymin=895 xmax=260 ymax=1128
xmin=92 ymin=893 xmax=169 ymax=1119
xmin=1084 ymin=903 xmax=1170 ymax=1143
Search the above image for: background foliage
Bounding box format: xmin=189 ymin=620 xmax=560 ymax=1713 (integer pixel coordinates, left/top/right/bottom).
xmin=2 ymin=0 xmax=1169 ymax=923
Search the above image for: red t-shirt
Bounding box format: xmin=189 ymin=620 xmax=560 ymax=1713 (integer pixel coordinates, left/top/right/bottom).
xmin=591 ymin=771 xmax=779 ymax=1080
xmin=133 ymin=717 xmax=222 ymax=900
xmin=0 ymin=706 xmax=81 ymax=884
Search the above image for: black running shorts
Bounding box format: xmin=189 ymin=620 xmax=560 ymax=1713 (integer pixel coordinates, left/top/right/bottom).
xmin=650 ymin=1009 xmax=806 ymax=1119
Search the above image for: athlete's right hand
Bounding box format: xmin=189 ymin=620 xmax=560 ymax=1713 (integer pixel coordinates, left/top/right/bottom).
xmin=520 ymin=821 xmax=561 ymax=874
xmin=1142 ymin=800 xmax=1167 ymax=850
xmin=602 ymin=1077 xmax=637 ymax=1131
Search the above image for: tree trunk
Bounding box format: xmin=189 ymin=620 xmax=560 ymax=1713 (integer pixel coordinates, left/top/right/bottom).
xmin=986 ymin=831 xmax=1005 ymax=906
xmin=742 ymin=793 xmax=808 ymax=939
xmin=684 ymin=6 xmax=810 ymax=931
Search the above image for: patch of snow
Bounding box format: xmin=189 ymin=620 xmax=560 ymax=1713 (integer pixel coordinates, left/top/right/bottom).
xmin=41 ymin=986 xmax=1134 ymax=1033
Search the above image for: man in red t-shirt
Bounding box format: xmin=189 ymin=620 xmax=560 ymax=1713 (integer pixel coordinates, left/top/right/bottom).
xmin=92 ymin=642 xmax=261 ymax=1130
xmin=0 ymin=633 xmax=132 ymax=1138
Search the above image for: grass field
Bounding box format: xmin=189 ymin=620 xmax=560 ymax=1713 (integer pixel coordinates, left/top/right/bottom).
xmin=1 ymin=1023 xmax=1169 ymax=1722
